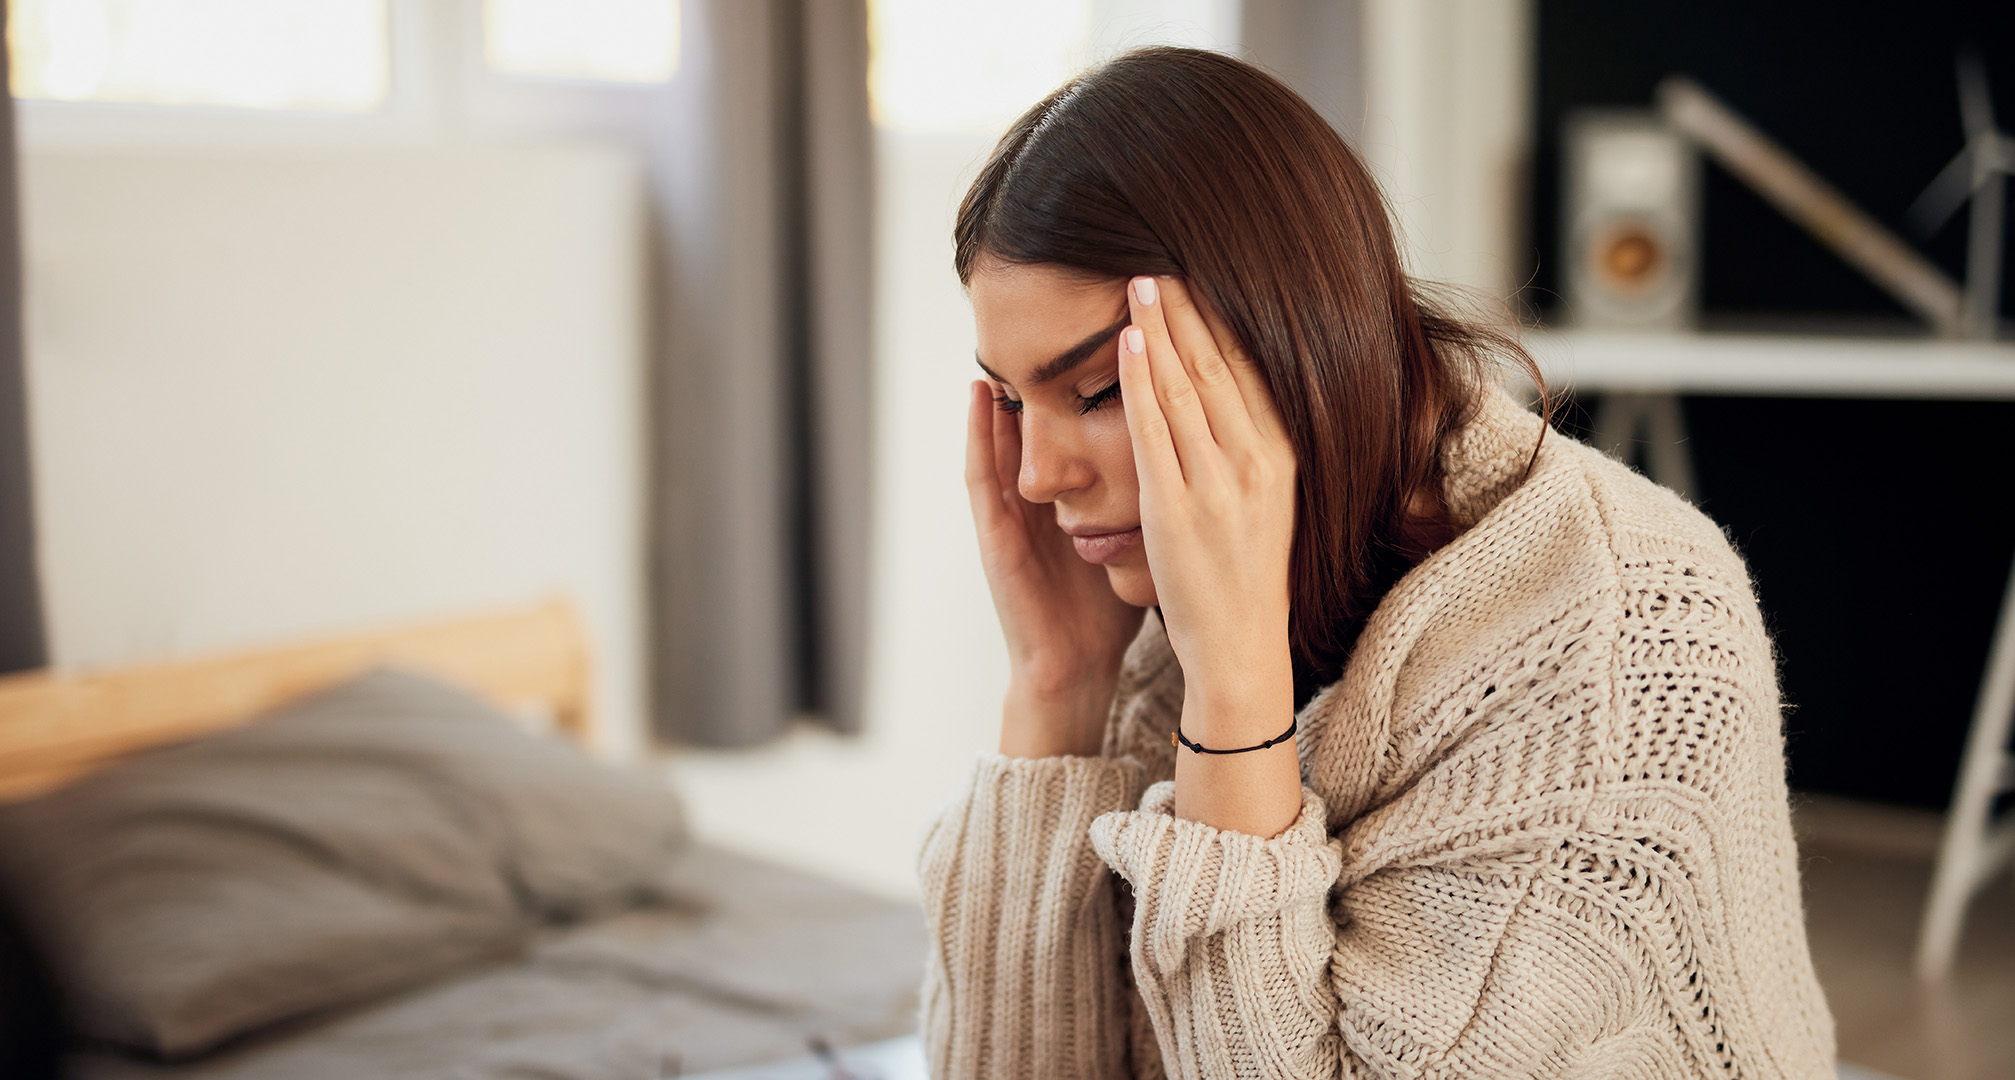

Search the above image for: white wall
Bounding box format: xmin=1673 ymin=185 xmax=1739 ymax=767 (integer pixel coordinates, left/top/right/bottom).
xmin=1361 ymin=0 xmax=1535 ymax=296
xmin=663 ymin=131 xmax=1007 ymax=900
xmin=22 ymin=144 xmax=652 ymax=756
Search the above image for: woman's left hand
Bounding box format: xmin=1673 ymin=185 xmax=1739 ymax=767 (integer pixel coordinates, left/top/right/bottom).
xmin=1119 ymin=275 xmax=1302 ymax=835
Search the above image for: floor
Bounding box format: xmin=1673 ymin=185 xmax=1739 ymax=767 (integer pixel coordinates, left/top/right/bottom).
xmin=1794 ymin=795 xmax=2015 ymax=1080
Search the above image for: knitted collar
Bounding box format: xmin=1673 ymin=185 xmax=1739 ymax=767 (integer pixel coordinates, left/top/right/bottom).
xmin=1286 ymin=382 xmax=1558 ymax=822
xmin=1434 ymin=381 xmax=1551 ymax=536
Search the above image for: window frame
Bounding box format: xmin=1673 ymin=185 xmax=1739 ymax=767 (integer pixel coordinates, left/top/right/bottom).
xmin=12 ymin=0 xmax=684 ymax=151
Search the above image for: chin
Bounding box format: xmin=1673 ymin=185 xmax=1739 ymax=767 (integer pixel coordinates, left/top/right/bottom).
xmin=1104 ymin=562 xmax=1157 ymax=608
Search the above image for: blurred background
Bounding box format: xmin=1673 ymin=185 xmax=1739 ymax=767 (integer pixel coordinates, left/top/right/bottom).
xmin=0 ymin=1 xmax=2011 ymax=1077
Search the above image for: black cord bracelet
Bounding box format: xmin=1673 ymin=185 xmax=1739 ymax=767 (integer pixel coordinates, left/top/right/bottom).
xmin=1171 ymin=717 xmax=1298 ymax=755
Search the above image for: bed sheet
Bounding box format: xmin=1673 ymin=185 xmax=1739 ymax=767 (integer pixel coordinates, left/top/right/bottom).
xmin=70 ymin=844 xmax=925 ymax=1080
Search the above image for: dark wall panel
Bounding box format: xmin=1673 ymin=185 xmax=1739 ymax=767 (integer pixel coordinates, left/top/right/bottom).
xmin=1532 ymin=0 xmax=2013 ymax=324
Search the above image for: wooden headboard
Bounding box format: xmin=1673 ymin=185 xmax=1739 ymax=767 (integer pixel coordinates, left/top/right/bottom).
xmin=0 ymin=598 xmax=594 ymax=804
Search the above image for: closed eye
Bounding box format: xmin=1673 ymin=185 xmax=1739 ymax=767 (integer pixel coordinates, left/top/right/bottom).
xmin=1076 ymin=381 xmax=1122 ymax=415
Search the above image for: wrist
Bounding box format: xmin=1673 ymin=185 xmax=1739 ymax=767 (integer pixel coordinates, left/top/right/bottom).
xmin=1179 ymin=648 xmax=1294 ymax=739
xmin=999 ymin=671 xmax=1119 ymax=759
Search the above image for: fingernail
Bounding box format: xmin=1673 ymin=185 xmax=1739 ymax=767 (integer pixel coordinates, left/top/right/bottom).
xmin=1124 ymin=327 xmax=1145 ymax=354
xmin=1132 ymin=276 xmax=1158 ymax=306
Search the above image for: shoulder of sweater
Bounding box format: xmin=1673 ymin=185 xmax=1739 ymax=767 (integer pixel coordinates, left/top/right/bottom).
xmin=1430 ymin=426 xmax=1771 ymax=676
xmin=1540 ymin=431 xmax=1757 ymax=594
xmin=1408 ymin=409 xmax=1749 ymax=635
xmin=1445 ymin=381 xmax=1753 ymax=597
xmin=1302 ymin=400 xmax=1773 ymax=820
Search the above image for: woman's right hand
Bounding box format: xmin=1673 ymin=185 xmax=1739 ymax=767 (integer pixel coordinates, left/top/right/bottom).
xmin=965 ymin=380 xmax=1145 ymax=758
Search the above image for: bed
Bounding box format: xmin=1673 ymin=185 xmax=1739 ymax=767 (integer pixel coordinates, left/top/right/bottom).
xmin=0 ymin=600 xmax=924 ymax=1079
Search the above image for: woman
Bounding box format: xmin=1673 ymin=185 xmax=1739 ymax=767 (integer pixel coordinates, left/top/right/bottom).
xmin=919 ymin=47 xmax=1835 ymax=1079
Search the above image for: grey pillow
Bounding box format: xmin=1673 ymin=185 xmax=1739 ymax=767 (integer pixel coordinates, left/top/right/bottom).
xmin=0 ymin=668 xmax=686 ymax=1059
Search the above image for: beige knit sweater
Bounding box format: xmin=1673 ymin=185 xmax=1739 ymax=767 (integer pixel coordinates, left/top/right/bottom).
xmin=919 ymin=383 xmax=1836 ymax=1079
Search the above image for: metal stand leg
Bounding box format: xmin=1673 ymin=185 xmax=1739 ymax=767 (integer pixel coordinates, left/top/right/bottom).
xmin=1917 ymin=548 xmax=2015 ymax=978
xmin=1590 ymin=392 xmax=1646 ymax=462
xmin=1590 ymin=392 xmax=1698 ymax=502
xmin=1640 ymin=394 xmax=1699 ymax=502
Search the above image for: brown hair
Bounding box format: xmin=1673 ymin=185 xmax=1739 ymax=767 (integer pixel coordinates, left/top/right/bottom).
xmin=955 ymin=46 xmax=1544 ymax=677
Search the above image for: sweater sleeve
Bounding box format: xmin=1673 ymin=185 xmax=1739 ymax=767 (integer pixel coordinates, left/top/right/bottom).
xmin=920 ymin=752 xmax=1149 ymax=1079
xmin=1088 ymin=781 xmax=1346 ymax=1080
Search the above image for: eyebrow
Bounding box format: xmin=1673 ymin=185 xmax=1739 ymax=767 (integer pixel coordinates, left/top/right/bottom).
xmin=975 ymin=312 xmax=1130 ymax=388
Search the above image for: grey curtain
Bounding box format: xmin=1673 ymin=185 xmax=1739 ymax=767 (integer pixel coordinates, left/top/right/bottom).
xmin=1241 ymin=0 xmax=1366 ymax=143
xmin=649 ymin=0 xmax=874 ymax=745
xmin=0 ymin=0 xmax=46 ymax=676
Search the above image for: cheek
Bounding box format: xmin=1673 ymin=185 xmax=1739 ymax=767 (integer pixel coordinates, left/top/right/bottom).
xmin=1080 ymin=408 xmax=1138 ymax=501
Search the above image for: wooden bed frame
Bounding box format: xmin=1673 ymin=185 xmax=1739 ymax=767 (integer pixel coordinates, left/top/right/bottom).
xmin=0 ymin=598 xmax=595 ymax=804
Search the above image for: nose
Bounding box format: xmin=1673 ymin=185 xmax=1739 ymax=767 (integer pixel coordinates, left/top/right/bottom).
xmin=1017 ymin=409 xmax=1095 ymax=505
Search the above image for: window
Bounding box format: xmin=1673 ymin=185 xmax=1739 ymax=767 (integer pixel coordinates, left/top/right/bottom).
xmin=868 ymin=0 xmax=1239 ymax=134
xmin=869 ymin=0 xmax=1090 ymax=134
xmin=482 ymin=0 xmax=679 ymax=85
xmin=8 ymin=0 xmax=388 ymax=111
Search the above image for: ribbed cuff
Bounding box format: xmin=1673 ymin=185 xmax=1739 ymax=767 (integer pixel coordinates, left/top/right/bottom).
xmin=966 ymin=752 xmax=1148 ymax=837
xmin=920 ymin=753 xmax=1149 ymax=928
xmin=1088 ymin=781 xmax=1342 ymax=956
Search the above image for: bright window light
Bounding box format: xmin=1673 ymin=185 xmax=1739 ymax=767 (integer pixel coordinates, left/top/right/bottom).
xmin=870 ymin=0 xmax=1091 ymax=134
xmin=869 ymin=0 xmax=1239 ymax=134
xmin=484 ymin=0 xmax=680 ymax=85
xmin=8 ymin=0 xmax=388 ymax=111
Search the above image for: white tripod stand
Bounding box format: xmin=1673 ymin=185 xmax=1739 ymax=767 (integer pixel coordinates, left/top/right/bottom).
xmin=1909 ymin=53 xmax=2015 ymax=980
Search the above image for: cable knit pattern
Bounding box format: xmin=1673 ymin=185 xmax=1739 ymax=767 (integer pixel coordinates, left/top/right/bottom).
xmin=919 ymin=383 xmax=1836 ymax=1079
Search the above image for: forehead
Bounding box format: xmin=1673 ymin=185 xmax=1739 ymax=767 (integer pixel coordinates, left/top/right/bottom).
xmin=970 ymin=261 xmax=1126 ymax=375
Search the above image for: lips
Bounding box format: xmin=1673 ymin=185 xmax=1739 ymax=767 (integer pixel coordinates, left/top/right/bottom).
xmin=1065 ymin=526 xmax=1142 ymax=565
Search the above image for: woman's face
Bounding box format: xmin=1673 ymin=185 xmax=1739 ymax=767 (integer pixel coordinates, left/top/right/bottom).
xmin=969 ymin=258 xmax=1156 ymax=607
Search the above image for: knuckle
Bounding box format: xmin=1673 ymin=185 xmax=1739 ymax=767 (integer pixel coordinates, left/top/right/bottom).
xmin=1191 ymin=350 xmax=1232 ymax=385
xmin=1164 ymin=379 xmax=1197 ymax=407
xmin=1247 ymin=449 xmax=1292 ymax=486
xmin=1138 ymin=416 xmax=1170 ymax=442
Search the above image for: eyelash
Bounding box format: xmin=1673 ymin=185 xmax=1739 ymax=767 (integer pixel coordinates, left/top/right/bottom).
xmin=1075 ymin=382 xmax=1122 ymax=414
xmin=992 ymin=382 xmax=1122 ymax=417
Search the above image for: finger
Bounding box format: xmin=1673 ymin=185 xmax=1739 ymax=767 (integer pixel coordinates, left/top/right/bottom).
xmin=988 ymin=381 xmax=1022 ymax=499
xmin=1156 ymin=277 xmax=1259 ymax=450
xmin=1190 ymin=296 xmax=1289 ymax=444
xmin=964 ymin=381 xmax=1009 ymax=528
xmin=1126 ymin=276 xmax=1216 ymax=477
xmin=967 ymin=381 xmax=1024 ymax=521
xmin=1118 ymin=324 xmax=1186 ymax=494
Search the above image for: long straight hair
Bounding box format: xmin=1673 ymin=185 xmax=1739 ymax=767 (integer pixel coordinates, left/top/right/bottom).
xmin=955 ymin=47 xmax=1543 ymax=677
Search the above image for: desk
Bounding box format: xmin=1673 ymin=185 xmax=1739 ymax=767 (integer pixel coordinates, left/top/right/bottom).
xmin=1525 ymin=332 xmax=2015 ymax=400
xmin=1524 ymin=331 xmax=2015 ymax=980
